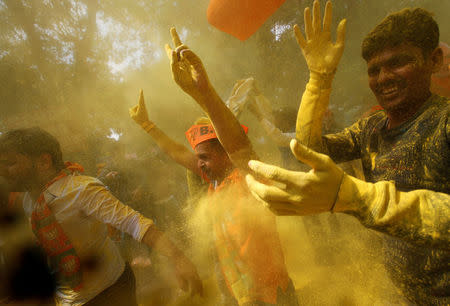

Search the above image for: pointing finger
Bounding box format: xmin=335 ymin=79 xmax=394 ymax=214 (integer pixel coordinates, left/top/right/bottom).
xmin=138 ymin=89 xmax=146 ymax=109
xmin=170 ymin=27 xmax=183 ymax=47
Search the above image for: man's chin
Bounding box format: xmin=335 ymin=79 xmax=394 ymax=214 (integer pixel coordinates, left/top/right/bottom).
xmin=202 ymin=171 xmax=213 ymax=181
xmin=378 ymin=96 xmax=406 ymax=113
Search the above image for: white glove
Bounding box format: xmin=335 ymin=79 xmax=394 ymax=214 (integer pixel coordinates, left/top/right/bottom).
xmin=225 ymin=77 xmax=256 ymax=117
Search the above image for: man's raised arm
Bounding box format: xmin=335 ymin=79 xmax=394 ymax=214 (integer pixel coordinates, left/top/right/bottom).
xmin=165 ymin=28 xmax=257 ymax=171
xmin=129 ymin=89 xmax=200 ymax=176
xmin=294 ymin=0 xmax=346 ymax=152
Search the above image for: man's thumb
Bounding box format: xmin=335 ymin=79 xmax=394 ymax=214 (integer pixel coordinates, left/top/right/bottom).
xmin=290 ymin=139 xmax=328 ymax=170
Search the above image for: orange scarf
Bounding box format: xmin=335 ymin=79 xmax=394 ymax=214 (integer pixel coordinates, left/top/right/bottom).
xmin=31 ymin=162 xmax=84 ymax=291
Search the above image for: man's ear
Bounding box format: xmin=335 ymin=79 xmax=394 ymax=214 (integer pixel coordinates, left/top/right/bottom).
xmin=36 ymin=154 xmax=53 ymax=171
xmin=430 ymin=46 xmax=444 ymax=73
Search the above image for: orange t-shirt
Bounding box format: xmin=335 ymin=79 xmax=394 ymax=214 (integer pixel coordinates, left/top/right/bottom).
xmin=208 ymin=169 xmax=290 ymax=304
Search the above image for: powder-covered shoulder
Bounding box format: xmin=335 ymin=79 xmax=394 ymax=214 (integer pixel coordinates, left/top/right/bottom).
xmin=431 ymin=95 xmax=449 ymax=121
xmin=442 ymin=98 xmax=450 ymax=139
xmin=68 ymin=174 xmax=104 ymax=186
xmin=365 ymin=109 xmax=387 ymax=123
xmin=428 ymin=95 xmax=449 ymax=142
xmin=356 ymin=109 xmax=387 ymax=132
xmin=432 ymin=95 xmax=449 ymax=114
xmin=49 ymin=174 xmax=106 ymax=197
xmin=443 ymin=98 xmax=450 ymax=115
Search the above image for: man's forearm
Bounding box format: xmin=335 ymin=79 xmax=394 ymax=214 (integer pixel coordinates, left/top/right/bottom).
xmin=141 ymin=122 xmax=199 ymax=175
xmin=142 ymin=225 xmax=185 ymax=259
xmin=260 ymin=118 xmax=294 ymax=147
xmin=335 ymin=174 xmax=450 ymax=249
xmin=197 ymin=86 xmax=257 ymax=169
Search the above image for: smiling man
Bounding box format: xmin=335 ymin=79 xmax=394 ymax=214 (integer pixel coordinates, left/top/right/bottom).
xmin=129 ymin=28 xmax=299 ymax=305
xmin=245 ymin=2 xmax=449 ymax=305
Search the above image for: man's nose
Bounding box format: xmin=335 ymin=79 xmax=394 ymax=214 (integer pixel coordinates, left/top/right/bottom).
xmin=198 ymin=159 xmax=205 ymax=169
xmin=377 ymin=66 xmax=394 ymax=83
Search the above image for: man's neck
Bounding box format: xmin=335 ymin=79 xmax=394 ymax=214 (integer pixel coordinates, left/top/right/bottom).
xmin=214 ymin=166 xmax=235 ymax=187
xmin=29 ymin=169 xmax=60 ymax=201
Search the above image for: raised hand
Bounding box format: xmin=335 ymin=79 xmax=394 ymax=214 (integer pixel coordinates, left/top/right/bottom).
xmin=129 ymin=89 xmax=150 ymax=126
xmin=165 ymin=27 xmax=212 ymax=103
xmin=245 ymin=139 xmax=344 ymax=216
xmin=294 ymin=0 xmax=346 ymax=75
xmin=225 ymin=78 xmax=257 ymax=117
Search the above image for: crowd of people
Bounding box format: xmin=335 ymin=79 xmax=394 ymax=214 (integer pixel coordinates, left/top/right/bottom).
xmin=0 ymin=1 xmax=448 ymax=305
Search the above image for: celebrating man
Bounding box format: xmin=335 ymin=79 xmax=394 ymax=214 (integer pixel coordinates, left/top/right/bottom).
xmin=129 ymin=28 xmax=298 ymax=305
xmin=0 ymin=127 xmax=202 ymax=305
xmin=246 ymin=1 xmax=449 ymax=304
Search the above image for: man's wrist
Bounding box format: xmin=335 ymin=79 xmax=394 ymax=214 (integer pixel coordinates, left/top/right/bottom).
xmin=330 ymin=171 xmax=345 ymax=212
xmin=309 ymin=69 xmax=335 ymax=89
xmin=195 ymin=85 xmax=221 ymax=110
xmin=141 ymin=121 xmax=155 ymax=133
xmin=334 ymin=174 xmax=375 ymax=213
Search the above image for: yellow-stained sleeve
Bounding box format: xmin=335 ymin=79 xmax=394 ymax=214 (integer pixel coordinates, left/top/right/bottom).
xmin=335 ymin=174 xmax=450 ymax=249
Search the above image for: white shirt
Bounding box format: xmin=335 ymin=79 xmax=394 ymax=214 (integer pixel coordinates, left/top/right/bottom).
xmin=23 ymin=173 xmax=154 ymax=305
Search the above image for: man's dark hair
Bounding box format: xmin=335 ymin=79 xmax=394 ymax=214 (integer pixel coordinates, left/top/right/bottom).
xmin=362 ymin=8 xmax=439 ymax=61
xmin=0 ymin=127 xmax=65 ymax=170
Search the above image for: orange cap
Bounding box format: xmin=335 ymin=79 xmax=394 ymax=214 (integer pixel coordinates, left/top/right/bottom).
xmin=185 ymin=124 xmax=248 ymax=149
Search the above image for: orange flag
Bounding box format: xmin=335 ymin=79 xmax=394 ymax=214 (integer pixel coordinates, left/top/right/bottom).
xmin=207 ymin=0 xmax=286 ymax=41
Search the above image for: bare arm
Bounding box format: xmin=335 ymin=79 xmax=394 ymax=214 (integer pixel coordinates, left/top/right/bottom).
xmin=130 ymin=90 xmax=200 ymax=176
xmin=198 ymin=87 xmax=257 ymax=169
xmin=246 ymin=87 xmax=295 ymax=147
xmin=142 ymin=226 xmax=203 ymax=295
xmin=165 ymin=28 xmax=257 ymax=171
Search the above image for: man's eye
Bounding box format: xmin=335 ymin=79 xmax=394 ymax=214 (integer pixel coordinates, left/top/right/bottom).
xmin=388 ymin=57 xmax=413 ymax=68
xmin=389 ymin=60 xmax=402 ymax=68
xmin=368 ymin=67 xmax=379 ymax=76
